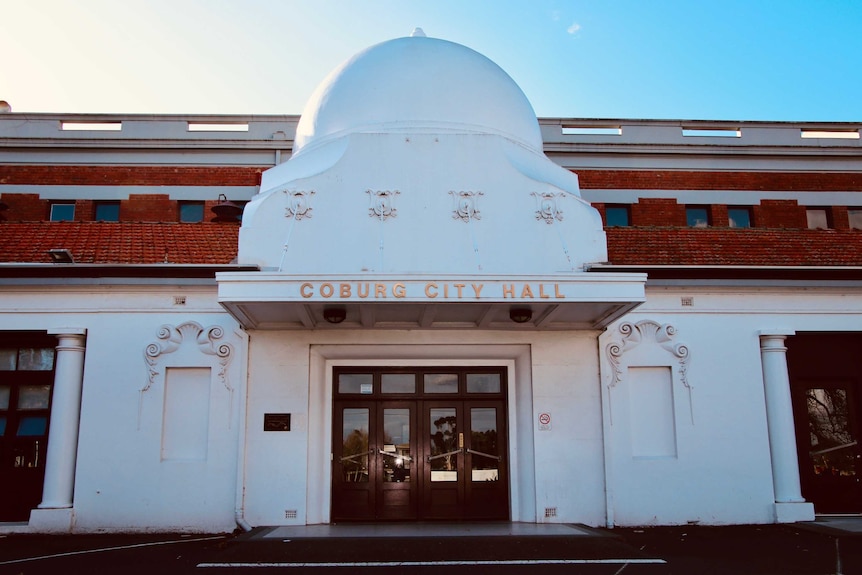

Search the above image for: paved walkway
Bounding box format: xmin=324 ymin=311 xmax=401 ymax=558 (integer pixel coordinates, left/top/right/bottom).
xmin=0 ymin=518 xmax=860 ymax=574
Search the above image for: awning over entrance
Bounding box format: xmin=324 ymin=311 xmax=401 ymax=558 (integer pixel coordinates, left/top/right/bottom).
xmin=217 ymin=272 xmax=646 ymax=330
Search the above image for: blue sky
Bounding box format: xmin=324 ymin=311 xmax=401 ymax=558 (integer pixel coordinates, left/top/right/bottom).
xmin=2 ymin=0 xmax=860 ymax=121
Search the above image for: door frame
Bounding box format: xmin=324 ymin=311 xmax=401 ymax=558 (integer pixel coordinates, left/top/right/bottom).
xmin=308 ymin=344 xmax=535 ymax=524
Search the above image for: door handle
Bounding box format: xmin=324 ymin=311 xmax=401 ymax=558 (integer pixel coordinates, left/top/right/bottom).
xmin=378 ymin=449 xmax=413 ymax=462
xmin=427 ymin=449 xmax=462 ymax=462
xmin=466 ymin=448 xmax=501 ymax=461
xmin=338 ymin=449 xmax=374 ymax=463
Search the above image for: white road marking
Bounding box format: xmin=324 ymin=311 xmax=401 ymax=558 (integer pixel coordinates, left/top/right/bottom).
xmin=197 ymin=558 xmax=666 ymax=568
xmin=0 ymin=535 xmax=226 ymax=566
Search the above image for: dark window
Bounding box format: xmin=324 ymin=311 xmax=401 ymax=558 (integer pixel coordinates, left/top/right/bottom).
xmin=94 ymin=202 xmax=120 ymax=222
xmin=0 ymin=336 xmax=56 ymax=521
xmin=806 ymin=208 xmax=830 ymax=229
xmin=686 ymin=206 xmax=709 ymax=227
xmin=179 ymin=202 xmax=204 ymax=223
xmin=728 ymin=207 xmax=752 ymax=228
xmin=605 ymin=205 xmax=630 ymax=227
xmin=49 ymin=203 xmax=75 ymax=222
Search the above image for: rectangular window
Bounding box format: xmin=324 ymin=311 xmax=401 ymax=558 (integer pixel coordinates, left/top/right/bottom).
xmin=728 ymin=207 xmax=752 ymax=228
xmin=338 ymin=373 xmax=373 ymax=394
xmin=179 ymin=202 xmax=204 ymax=223
xmin=806 ymin=208 xmax=830 ymax=229
xmin=381 ymin=373 xmax=416 ymax=394
xmin=424 ymin=373 xmax=458 ymax=394
xmin=94 ymin=201 xmax=120 ymax=222
xmin=49 ymin=203 xmax=75 ymax=222
xmin=686 ymin=206 xmax=709 ymax=227
xmin=849 ymin=209 xmax=862 ymax=230
xmin=605 ymin=205 xmax=631 ymax=227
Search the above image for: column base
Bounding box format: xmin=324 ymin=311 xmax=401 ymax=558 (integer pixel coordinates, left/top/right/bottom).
xmin=29 ymin=507 xmax=75 ymax=533
xmin=774 ymin=501 xmax=815 ymax=523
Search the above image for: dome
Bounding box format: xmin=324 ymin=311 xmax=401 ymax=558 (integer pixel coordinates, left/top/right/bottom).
xmin=293 ymin=33 xmax=543 ymax=155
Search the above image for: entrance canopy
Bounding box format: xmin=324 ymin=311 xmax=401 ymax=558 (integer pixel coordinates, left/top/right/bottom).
xmin=218 ymin=273 xmax=644 ymax=330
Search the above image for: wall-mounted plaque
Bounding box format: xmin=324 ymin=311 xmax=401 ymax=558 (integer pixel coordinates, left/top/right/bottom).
xmin=264 ymin=413 xmax=291 ymax=431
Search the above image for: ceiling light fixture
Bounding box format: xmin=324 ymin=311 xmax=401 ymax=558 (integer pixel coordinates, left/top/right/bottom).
xmin=509 ymin=307 xmax=532 ymax=323
xmin=323 ymin=307 xmax=347 ymax=324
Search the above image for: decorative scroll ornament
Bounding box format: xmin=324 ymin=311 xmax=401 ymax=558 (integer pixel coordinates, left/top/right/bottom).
xmin=605 ymin=320 xmax=693 ymax=424
xmin=141 ymin=322 xmax=235 ymax=429
xmin=143 ymin=321 xmax=233 ymax=392
xmin=367 ymin=190 xmax=400 ymax=220
xmin=606 ymin=320 xmax=690 ymax=388
xmin=284 ymin=190 xmax=314 ymax=220
xmin=532 ymin=191 xmax=564 ymax=224
xmin=450 ymin=190 xmax=483 ymax=222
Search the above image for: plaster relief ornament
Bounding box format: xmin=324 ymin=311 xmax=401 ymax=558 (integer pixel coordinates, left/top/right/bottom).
xmin=140 ymin=321 xmax=234 ymax=428
xmin=605 ymin=320 xmax=693 ymax=423
xmin=450 ymin=190 xmax=483 ymax=222
xmin=367 ymin=189 xmax=400 ymax=220
xmin=532 ymin=191 xmax=564 ymax=224
xmin=284 ymin=190 xmax=314 ymax=220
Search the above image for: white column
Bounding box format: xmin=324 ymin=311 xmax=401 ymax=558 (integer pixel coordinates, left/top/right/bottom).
xmin=29 ymin=328 xmax=86 ymax=532
xmin=759 ymin=330 xmax=814 ymax=522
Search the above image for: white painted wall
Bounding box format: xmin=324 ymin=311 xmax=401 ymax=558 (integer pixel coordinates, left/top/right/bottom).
xmin=601 ymin=285 xmax=862 ymax=526
xmin=239 ymin=329 xmax=607 ymax=527
xmin=0 ymin=285 xmax=242 ymax=533
xmin=3 ymin=281 xmax=861 ymax=530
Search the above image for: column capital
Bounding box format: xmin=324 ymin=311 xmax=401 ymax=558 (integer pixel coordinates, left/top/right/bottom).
xmin=47 ymin=327 xmax=87 ymax=336
xmin=760 ymin=331 xmax=794 ymax=352
xmin=759 ymin=329 xmax=795 ymax=337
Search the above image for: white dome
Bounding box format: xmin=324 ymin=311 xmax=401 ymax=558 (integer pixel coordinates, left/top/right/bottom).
xmin=293 ymin=34 xmax=543 ymax=155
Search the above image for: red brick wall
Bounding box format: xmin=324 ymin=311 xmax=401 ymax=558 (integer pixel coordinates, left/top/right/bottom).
xmin=578 ymin=170 xmax=862 ymax=191
xmin=121 ymin=194 xmax=177 ymax=222
xmin=751 ymin=200 xmax=806 ymax=228
xmin=1 ymin=193 xmax=48 ymax=220
xmin=0 ymin=166 xmax=265 ymax=186
xmin=631 ymin=198 xmax=686 ymax=226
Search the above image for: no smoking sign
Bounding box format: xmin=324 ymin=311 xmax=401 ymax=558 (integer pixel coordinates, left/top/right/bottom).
xmin=538 ymin=412 xmax=551 ymax=430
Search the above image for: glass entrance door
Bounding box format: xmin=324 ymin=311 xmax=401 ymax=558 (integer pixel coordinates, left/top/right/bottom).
xmin=423 ymin=400 xmax=508 ymax=520
xmin=332 ymin=400 xmax=418 ymax=521
xmin=332 ymin=368 xmax=509 ymax=522
xmin=796 ymin=385 xmax=861 ymax=512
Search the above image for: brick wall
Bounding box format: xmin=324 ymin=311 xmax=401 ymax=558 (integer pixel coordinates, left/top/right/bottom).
xmin=631 ymin=198 xmax=687 ymax=226
xmin=578 ymin=170 xmax=862 ymax=191
xmin=121 ymin=194 xmax=177 ymax=222
xmin=0 ymin=166 xmax=265 ymax=186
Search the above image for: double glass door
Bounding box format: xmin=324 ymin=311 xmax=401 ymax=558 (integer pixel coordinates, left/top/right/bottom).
xmin=332 ymin=368 xmax=508 ymax=522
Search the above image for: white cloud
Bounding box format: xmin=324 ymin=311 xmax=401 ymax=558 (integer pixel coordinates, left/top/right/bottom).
xmin=567 ymin=22 xmax=582 ymax=34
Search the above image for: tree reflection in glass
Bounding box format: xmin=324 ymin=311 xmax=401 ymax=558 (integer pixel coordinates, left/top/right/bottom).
xmin=806 ymin=388 xmax=857 ymax=477
xmin=471 ymin=407 xmax=499 ymax=481
xmin=342 ymin=408 xmax=369 ymax=482
xmin=383 ymin=408 xmax=410 ymax=482
xmin=430 ymin=408 xmax=457 ymax=481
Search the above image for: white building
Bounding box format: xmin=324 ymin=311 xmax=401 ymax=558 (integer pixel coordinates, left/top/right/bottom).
xmin=1 ymin=31 xmax=861 ymax=533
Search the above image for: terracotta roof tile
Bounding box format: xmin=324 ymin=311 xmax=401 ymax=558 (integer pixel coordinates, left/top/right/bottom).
xmin=606 ymin=227 xmax=862 ymax=266
xmin=0 ymin=222 xmax=239 ymax=264
xmin=2 ymin=222 xmax=862 ymax=268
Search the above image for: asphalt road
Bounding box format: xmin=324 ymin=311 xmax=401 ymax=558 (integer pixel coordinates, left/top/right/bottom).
xmin=0 ymin=523 xmax=859 ymax=575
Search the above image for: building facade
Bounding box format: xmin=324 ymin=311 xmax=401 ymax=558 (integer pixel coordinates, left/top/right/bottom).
xmin=0 ymin=33 xmax=861 ymax=532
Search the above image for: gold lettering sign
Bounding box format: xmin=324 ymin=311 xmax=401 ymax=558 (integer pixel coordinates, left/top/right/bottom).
xmin=294 ymin=281 xmax=565 ymax=301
